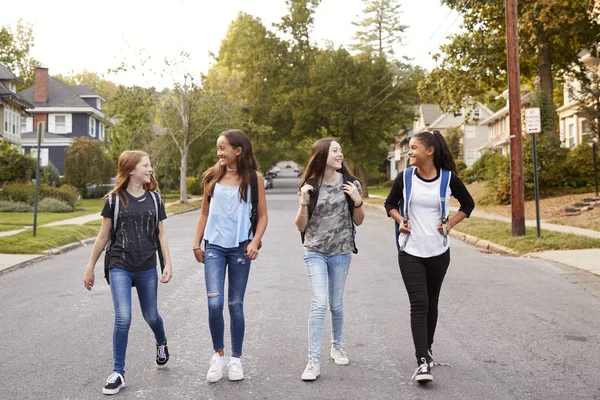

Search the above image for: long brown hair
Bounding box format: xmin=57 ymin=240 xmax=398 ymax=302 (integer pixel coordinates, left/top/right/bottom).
xmin=299 ymin=138 xmax=359 ymax=189
xmin=105 ymin=150 xmax=159 ymax=208
xmin=202 ymin=129 xmax=258 ymax=203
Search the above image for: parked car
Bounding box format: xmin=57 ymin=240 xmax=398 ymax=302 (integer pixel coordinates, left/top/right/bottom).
xmin=264 ymin=177 xmax=273 ymax=189
xmin=293 ymin=167 xmax=299 ymax=172
xmin=285 ymin=162 xmax=292 ymax=168
xmin=274 ymin=166 xmax=281 ymax=172
xmin=86 ymin=183 xmax=116 ymax=198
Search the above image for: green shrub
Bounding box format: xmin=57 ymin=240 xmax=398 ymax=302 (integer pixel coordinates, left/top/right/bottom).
xmin=40 ymin=161 xmax=61 ymax=187
xmin=567 ymin=143 xmax=595 ymax=189
xmin=459 ymin=167 xmax=477 ymax=184
xmin=187 ymin=177 xmax=203 ymax=195
xmin=0 ymin=200 xmax=32 ymax=212
xmin=40 ymin=185 xmax=79 ymax=208
xmin=0 ymin=141 xmax=36 ymax=184
xmin=456 ymin=159 xmax=467 ymax=172
xmin=0 ymin=183 xmax=78 ymax=207
xmin=37 ymin=198 xmax=73 ymax=213
xmin=0 ymin=183 xmax=35 ymax=204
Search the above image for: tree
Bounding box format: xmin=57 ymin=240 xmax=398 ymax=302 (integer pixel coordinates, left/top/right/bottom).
xmin=103 ymin=85 xmax=157 ymax=163
xmin=64 ymin=138 xmax=115 ymax=195
xmin=54 ymin=70 xmax=119 ymax=100
xmin=0 ymin=19 xmax=37 ymax=89
xmin=574 ymin=63 xmax=600 ymax=144
xmin=350 ymin=0 xmax=408 ymax=59
xmin=419 ymin=0 xmax=600 ymax=134
xmin=444 ymin=126 xmax=463 ymax=159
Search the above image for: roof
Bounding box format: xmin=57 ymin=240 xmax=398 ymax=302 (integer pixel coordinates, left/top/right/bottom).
xmin=0 ymin=63 xmax=20 ymax=82
xmin=420 ymin=104 xmax=443 ymax=125
xmin=0 ymin=81 xmax=34 ymax=109
xmin=478 ymin=92 xmax=534 ymax=125
xmin=69 ymin=85 xmax=97 ymax=96
xmin=19 ymin=77 xmax=94 ymax=108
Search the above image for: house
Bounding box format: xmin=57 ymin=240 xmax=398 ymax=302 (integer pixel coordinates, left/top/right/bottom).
xmin=477 ymin=91 xmax=533 ymax=157
xmin=557 ymin=49 xmax=599 ymax=148
xmin=0 ymin=63 xmax=34 ymax=145
xmin=426 ymin=103 xmax=493 ymax=167
xmin=18 ymin=67 xmax=111 ymax=175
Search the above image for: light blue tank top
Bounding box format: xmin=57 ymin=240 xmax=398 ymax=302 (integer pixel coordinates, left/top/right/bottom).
xmin=205 ymin=183 xmax=252 ymax=248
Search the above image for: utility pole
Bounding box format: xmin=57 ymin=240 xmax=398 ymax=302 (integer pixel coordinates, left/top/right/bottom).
xmin=505 ymin=0 xmax=526 ymax=236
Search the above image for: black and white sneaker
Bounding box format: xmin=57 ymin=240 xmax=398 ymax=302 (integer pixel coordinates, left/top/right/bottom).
xmin=428 ymin=349 xmax=434 ymax=368
xmin=103 ymin=372 xmax=125 ymax=395
xmin=411 ymin=358 xmax=433 ymax=384
xmin=156 ymin=340 xmax=170 ymax=368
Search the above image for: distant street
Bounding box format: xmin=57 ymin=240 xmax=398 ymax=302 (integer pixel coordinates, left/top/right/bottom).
xmin=2 ymin=166 xmax=600 ymax=400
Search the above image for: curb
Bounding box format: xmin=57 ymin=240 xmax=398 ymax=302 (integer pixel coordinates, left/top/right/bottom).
xmin=0 ymin=255 xmax=46 ymax=276
xmin=364 ymin=201 xmax=520 ymax=257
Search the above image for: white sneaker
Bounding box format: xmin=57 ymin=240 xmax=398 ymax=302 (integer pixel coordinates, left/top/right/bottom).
xmin=206 ymin=353 xmax=226 ymax=383
xmin=301 ymin=359 xmax=320 ymax=381
xmin=330 ymin=346 xmax=349 ymax=365
xmin=227 ymin=357 xmax=244 ymax=381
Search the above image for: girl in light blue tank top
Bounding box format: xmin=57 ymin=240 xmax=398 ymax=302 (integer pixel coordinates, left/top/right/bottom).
xmin=192 ymin=130 xmax=268 ymax=383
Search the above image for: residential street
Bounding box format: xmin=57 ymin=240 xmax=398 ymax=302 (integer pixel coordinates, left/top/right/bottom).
xmin=2 ymin=172 xmax=600 ymax=400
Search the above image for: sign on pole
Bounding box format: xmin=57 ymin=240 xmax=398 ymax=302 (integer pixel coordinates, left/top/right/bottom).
xmin=525 ymin=107 xmax=541 ymax=134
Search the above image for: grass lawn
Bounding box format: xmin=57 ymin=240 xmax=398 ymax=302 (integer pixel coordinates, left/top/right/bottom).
xmin=0 ymin=225 xmax=100 ymax=254
xmin=0 ymin=198 xmax=104 ymax=228
xmin=455 ymin=216 xmax=600 ymax=254
xmin=367 ymin=187 xmax=390 ymax=197
xmin=166 ymin=203 xmax=201 ymax=214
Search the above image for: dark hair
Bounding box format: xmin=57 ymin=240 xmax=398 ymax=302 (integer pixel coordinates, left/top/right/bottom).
xmin=299 ymin=138 xmax=360 ymax=189
xmin=413 ymin=130 xmax=457 ymax=174
xmin=202 ymin=129 xmax=259 ymax=202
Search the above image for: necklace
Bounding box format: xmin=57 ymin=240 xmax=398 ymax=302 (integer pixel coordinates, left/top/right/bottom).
xmin=227 ymin=167 xmax=238 ymax=172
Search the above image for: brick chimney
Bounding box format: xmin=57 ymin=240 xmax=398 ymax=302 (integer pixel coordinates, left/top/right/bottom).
xmin=34 ymin=67 xmax=49 ymax=104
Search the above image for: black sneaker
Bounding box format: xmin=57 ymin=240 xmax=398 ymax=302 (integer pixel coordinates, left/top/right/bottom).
xmin=103 ymin=372 xmax=125 ymax=395
xmin=156 ymin=340 xmax=170 ymax=368
xmin=427 ymin=349 xmax=434 ymax=368
xmin=411 ymin=358 xmax=433 ymax=383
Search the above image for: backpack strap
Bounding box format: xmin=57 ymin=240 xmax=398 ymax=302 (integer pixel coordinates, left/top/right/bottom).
xmin=149 ymin=191 xmax=165 ymax=274
xmin=395 ymin=168 xmax=414 ymax=248
xmin=105 ymin=193 xmax=118 ymax=284
xmin=439 ymin=169 xmax=451 ymax=246
xmin=247 ymin=170 xmax=259 ymax=240
xmin=342 ymin=175 xmax=358 ymax=254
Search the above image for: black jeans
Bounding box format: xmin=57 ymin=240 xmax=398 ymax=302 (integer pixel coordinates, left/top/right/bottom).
xmin=398 ymin=249 xmax=450 ymax=364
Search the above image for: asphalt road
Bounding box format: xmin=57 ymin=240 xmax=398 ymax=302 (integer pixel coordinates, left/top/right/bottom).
xmin=1 ymin=168 xmax=600 ymax=400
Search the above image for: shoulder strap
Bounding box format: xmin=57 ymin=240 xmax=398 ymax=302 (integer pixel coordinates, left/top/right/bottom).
xmin=150 ymin=191 xmax=160 ymax=228
xmin=149 ymin=191 xmax=165 ymax=273
xmin=109 ymin=193 xmax=119 ymax=232
xmin=439 ymin=169 xmax=451 ymax=223
xmin=401 ymin=167 xmax=415 ymax=219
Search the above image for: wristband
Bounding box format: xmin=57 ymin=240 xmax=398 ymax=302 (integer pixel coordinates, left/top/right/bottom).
xmin=353 ymin=201 xmax=363 ymax=208
xmin=192 ymin=247 xmax=202 ymax=251
xmin=300 ymin=203 xmax=309 ymax=207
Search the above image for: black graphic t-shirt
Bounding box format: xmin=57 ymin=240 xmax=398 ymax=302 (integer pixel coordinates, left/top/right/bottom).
xmin=101 ymin=190 xmax=167 ymax=271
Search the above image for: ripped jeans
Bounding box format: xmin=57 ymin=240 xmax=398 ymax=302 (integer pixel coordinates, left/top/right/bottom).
xmin=204 ymin=242 xmax=251 ymax=357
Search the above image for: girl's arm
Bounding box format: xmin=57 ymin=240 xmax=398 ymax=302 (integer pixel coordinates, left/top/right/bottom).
xmin=442 ymin=174 xmax=475 ymax=233
xmin=384 ymin=174 xmax=404 ymax=226
xmin=83 ymin=217 xmax=112 ymax=291
xmin=193 ymin=185 xmax=211 ymax=263
xmin=157 ymin=221 xmax=172 ymax=283
xmin=245 ymin=172 xmax=268 ymax=260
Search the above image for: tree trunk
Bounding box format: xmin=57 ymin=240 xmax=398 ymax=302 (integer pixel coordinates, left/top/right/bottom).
xmin=179 ymin=148 xmax=188 ymax=204
xmin=357 ymin=165 xmax=369 ymax=198
xmin=538 ymin=35 xmax=556 ymax=135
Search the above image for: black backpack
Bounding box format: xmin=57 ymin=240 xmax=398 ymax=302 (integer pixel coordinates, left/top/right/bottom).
xmin=103 ymin=191 xmax=165 ymax=285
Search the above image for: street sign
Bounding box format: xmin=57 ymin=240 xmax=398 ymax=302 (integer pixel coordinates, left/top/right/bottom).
xmin=525 ymin=107 xmax=541 ymax=134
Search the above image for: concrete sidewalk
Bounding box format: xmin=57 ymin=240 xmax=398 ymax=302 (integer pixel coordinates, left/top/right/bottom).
xmin=366 ymin=196 xmax=600 ymax=277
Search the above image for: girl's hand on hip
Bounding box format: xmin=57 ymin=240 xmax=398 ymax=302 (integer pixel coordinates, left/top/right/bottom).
xmin=83 ymin=268 xmax=95 ymax=291
xmin=160 ymin=266 xmax=172 ymax=283
xmin=245 ymin=241 xmax=259 ymax=260
xmin=299 ymin=184 xmax=314 ymax=205
xmin=193 ymin=248 xmax=205 ymax=263
xmin=343 ymin=181 xmax=361 ymax=204
xmin=437 ymin=220 xmax=453 ymax=235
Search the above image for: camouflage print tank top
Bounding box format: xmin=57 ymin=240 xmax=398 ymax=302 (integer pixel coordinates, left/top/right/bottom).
xmin=303 ymin=176 xmax=354 ymax=255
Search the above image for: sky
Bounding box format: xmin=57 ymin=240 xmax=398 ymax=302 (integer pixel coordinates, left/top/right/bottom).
xmin=1 ymin=0 xmax=463 ymax=88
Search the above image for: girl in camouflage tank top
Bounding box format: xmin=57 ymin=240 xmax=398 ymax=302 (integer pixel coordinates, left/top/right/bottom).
xmin=294 ymin=138 xmax=364 ymax=381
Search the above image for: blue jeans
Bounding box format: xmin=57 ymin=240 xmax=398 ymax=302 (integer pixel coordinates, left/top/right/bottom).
xmin=109 ymin=267 xmax=166 ymax=375
xmin=304 ymin=251 xmax=352 ymax=360
xmin=204 ymin=242 xmax=251 ymax=357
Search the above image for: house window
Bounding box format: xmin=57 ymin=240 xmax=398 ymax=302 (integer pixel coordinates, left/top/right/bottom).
xmin=96 ymin=98 xmax=102 ymax=110
xmin=465 ymin=125 xmax=476 ymax=139
xmin=568 ymin=123 xmax=575 ymax=148
xmin=453 ymin=110 xmax=463 ymax=117
xmin=474 ymin=108 xmax=480 ymax=118
xmin=89 ymin=118 xmax=96 ymax=138
xmin=55 ymin=115 xmax=66 ymax=134
xmin=30 ymin=148 xmax=49 ymax=167
xmin=4 ymin=110 xmax=8 ymax=133
xmin=21 ymin=117 xmax=26 ymax=132
xmin=99 ymin=123 xmax=105 ymax=141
